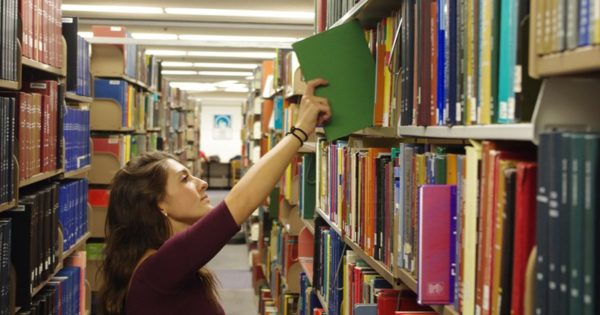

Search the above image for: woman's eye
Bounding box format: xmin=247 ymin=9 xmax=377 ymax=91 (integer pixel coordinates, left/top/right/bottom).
xmin=182 ymin=175 xmax=190 ymax=182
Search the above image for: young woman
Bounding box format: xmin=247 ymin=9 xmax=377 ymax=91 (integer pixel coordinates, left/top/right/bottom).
xmin=99 ymin=79 xmax=330 ymax=314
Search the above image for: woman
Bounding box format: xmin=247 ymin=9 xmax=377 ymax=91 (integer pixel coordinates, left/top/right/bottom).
xmin=99 ymin=79 xmax=330 ymax=314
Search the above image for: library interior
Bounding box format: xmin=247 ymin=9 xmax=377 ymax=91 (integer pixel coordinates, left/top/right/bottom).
xmin=0 ymin=0 xmax=599 ymax=314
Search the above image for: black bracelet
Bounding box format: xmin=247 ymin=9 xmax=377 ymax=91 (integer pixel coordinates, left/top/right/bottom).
xmin=286 ymin=131 xmax=304 ymax=146
xmin=290 ymin=126 xmax=309 ymax=141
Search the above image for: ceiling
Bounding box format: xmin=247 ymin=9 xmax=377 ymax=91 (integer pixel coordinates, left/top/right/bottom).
xmin=63 ymin=0 xmax=315 ymax=103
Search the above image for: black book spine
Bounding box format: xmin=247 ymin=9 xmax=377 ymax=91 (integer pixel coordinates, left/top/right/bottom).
xmin=535 ymin=133 xmax=552 ymax=315
xmin=498 ymin=168 xmax=516 ymax=315
xmin=1 ymin=204 xmax=33 ymax=307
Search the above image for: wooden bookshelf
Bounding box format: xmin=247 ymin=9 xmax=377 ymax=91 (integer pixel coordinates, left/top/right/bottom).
xmin=331 ymin=0 xmax=402 ymax=28
xmin=22 ymin=57 xmax=65 ymax=76
xmin=62 ymin=232 xmax=91 ymax=261
xmin=146 ymin=127 xmax=161 ymax=132
xmin=63 ymin=165 xmax=91 ymax=179
xmin=302 ymin=219 xmax=315 ymax=234
xmin=353 ymin=126 xmax=398 ymax=138
xmin=298 ymin=258 xmax=313 ymax=285
xmin=31 ymin=261 xmax=63 ymax=299
xmin=534 ymin=46 xmax=600 ymax=77
xmin=65 ymin=92 xmax=94 ymax=103
xmin=342 ymin=235 xmax=398 ymax=289
xmin=0 ymin=200 xmax=17 ymax=213
xmin=398 ymin=123 xmax=534 ymax=141
xmin=93 ymin=72 xmax=151 ymax=91
xmin=19 ymin=169 xmax=64 ymax=188
xmin=0 ymin=79 xmax=19 ymax=90
xmin=315 ymin=208 xmax=343 ymax=236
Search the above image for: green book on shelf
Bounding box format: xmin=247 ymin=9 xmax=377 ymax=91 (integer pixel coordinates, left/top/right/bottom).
xmin=292 ymin=19 xmax=375 ymax=141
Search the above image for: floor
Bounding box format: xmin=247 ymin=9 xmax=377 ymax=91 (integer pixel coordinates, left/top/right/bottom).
xmin=206 ymin=189 xmax=257 ymax=315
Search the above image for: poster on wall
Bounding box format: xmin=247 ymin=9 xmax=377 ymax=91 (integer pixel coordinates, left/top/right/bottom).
xmin=213 ymin=114 xmax=233 ymax=140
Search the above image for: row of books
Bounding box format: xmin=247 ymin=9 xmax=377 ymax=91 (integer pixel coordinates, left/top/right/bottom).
xmin=1 ymin=0 xmax=18 ymax=81
xmin=20 ymin=0 xmax=64 ymax=68
xmin=92 ymin=135 xmax=133 ymax=168
xmin=91 ymin=26 xmax=138 ymax=80
xmin=58 ymin=179 xmax=88 ymax=252
xmin=315 ymin=136 xmax=543 ymax=314
xmin=0 ymin=219 xmax=12 ymax=315
xmin=315 ymin=0 xmax=360 ymax=31
xmin=63 ymin=107 xmax=90 ymax=172
xmin=313 ymin=222 xmax=345 ymax=315
xmin=94 ymin=79 xmax=136 ymax=129
xmin=299 ymin=154 xmax=316 ymax=220
xmin=298 ymin=272 xmax=322 ymax=315
xmin=17 ymin=81 xmax=63 ymax=179
xmin=536 ymin=0 xmax=600 ymax=54
xmin=15 ymin=265 xmax=82 ymax=315
xmin=536 ymin=132 xmax=600 ymax=315
xmin=62 ymin=17 xmax=91 ymax=97
xmin=397 ymin=0 xmax=541 ymax=127
xmin=0 ymin=97 xmax=16 ymax=204
xmin=1 ymin=183 xmax=60 ymax=307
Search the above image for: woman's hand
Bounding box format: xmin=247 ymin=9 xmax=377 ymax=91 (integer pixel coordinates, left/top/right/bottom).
xmin=294 ymin=78 xmax=332 ymax=135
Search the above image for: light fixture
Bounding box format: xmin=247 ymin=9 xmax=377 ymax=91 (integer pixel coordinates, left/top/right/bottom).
xmin=193 ymin=62 xmax=258 ymax=69
xmin=187 ymin=51 xmax=276 ymax=59
xmin=62 ymin=4 xmax=163 ymax=14
xmin=224 ymin=87 xmax=250 ymax=93
xmin=164 ymin=8 xmax=313 ymax=20
xmin=198 ymin=71 xmax=254 ymax=77
xmin=214 ymin=80 xmax=239 ymax=87
xmin=161 ymin=61 xmax=194 ymax=67
xmin=131 ymin=33 xmax=178 ymax=40
xmin=77 ymin=32 xmax=93 ymax=39
xmin=162 ymin=70 xmax=198 ymax=75
xmin=179 ymin=34 xmax=299 ymax=43
xmin=145 ymin=50 xmax=187 ymax=56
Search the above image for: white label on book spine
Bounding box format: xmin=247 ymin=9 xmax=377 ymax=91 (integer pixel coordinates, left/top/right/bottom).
xmin=62 ymin=17 xmax=73 ymax=23
xmin=110 ymin=26 xmax=123 ymax=32
xmin=109 ymin=80 xmax=120 ymax=85
xmin=108 ymin=136 xmax=119 ymax=144
xmin=30 ymin=83 xmax=47 ymax=89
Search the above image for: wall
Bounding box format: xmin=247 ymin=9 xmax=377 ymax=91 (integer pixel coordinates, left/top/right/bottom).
xmin=200 ymin=104 xmax=243 ymax=162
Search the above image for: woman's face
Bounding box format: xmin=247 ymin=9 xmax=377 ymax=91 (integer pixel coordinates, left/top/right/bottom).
xmin=158 ymin=159 xmax=212 ymax=225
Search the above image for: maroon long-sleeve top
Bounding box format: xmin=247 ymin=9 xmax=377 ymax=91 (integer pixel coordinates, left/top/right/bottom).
xmin=125 ymin=201 xmax=241 ymax=314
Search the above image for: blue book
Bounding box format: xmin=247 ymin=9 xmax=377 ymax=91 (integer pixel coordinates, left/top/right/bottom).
xmin=354 ymin=304 xmax=377 ymax=315
xmin=497 ymin=0 xmax=518 ymax=123
xmin=448 ymin=0 xmax=458 ymax=125
xmin=438 ymin=0 xmax=447 ymax=125
xmin=94 ymin=79 xmax=129 ymax=127
xmin=579 ymin=0 xmax=590 ymax=46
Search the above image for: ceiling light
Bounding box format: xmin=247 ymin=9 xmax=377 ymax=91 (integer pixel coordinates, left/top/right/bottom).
xmin=193 ymin=62 xmax=258 ymax=69
xmin=161 ymin=61 xmax=194 ymax=67
xmin=62 ymin=4 xmax=163 ymax=14
xmin=164 ymin=8 xmax=313 ymax=20
xmin=78 ymin=32 xmax=93 ymax=39
xmin=179 ymin=34 xmax=299 ymax=43
xmin=198 ymin=71 xmax=253 ymax=77
xmin=145 ymin=50 xmax=186 ymax=56
xmin=131 ymin=33 xmax=177 ymax=40
xmin=224 ymin=87 xmax=250 ymax=93
xmin=187 ymin=51 xmax=276 ymax=59
xmin=162 ymin=70 xmax=198 ymax=75
xmin=179 ymin=86 xmax=219 ymax=92
xmin=214 ymin=80 xmax=239 ymax=87
xmin=245 ymin=76 xmax=254 ymax=80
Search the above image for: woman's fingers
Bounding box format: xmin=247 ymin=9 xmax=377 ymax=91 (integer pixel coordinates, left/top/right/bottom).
xmin=304 ymin=78 xmax=329 ymax=96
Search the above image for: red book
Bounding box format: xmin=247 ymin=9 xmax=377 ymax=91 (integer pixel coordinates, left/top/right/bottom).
xmin=377 ymin=289 xmax=400 ymax=315
xmin=313 ymin=308 xmax=325 ymax=315
xmin=92 ymin=136 xmax=123 ymax=161
xmin=510 ymin=162 xmax=537 ymax=315
xmin=315 ymin=0 xmax=327 ymax=33
xmin=88 ymin=188 xmax=110 ymax=207
xmin=417 ymin=184 xmax=456 ymax=305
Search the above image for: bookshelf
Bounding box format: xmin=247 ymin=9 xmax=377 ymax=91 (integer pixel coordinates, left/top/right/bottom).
xmin=63 ymin=165 xmax=92 ymax=179
xmin=0 ymin=200 xmax=17 ymax=213
xmin=22 ymin=56 xmax=66 ymax=77
xmin=18 ymin=169 xmax=64 ymax=188
xmin=65 ymin=92 xmax=93 ymax=103
xmin=0 ymin=79 xmax=20 ymax=90
xmin=398 ymin=124 xmax=534 ymax=141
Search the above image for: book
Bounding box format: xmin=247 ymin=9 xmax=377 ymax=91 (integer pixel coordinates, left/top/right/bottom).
xmin=292 ymin=19 xmax=376 ymax=140
xmin=417 ymin=184 xmax=457 ymax=305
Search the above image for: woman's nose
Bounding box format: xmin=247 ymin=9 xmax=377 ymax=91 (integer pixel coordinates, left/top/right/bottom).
xmin=195 ymin=177 xmax=209 ymax=191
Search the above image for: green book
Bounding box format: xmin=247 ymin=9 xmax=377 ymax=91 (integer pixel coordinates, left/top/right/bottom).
xmin=268 ymin=187 xmax=280 ymax=219
xmin=292 ymin=20 xmax=375 ymax=141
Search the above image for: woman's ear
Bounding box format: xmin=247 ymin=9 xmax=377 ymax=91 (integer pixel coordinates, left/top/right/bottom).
xmin=158 ymin=200 xmax=168 ymax=216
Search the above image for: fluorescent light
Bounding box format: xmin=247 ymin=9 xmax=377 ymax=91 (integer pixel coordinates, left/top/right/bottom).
xmin=62 ymin=4 xmax=163 ymax=14
xmin=162 ymin=70 xmax=198 ymax=75
xmin=179 ymin=86 xmax=218 ymax=92
xmin=187 ymin=51 xmax=276 ymax=59
xmin=164 ymin=8 xmax=313 ymax=20
xmin=198 ymin=71 xmax=253 ymax=77
xmin=78 ymin=32 xmax=93 ymax=39
xmin=224 ymin=87 xmax=250 ymax=93
xmin=179 ymin=34 xmax=299 ymax=43
xmin=131 ymin=33 xmax=178 ymax=40
xmin=214 ymin=80 xmax=239 ymax=87
xmin=145 ymin=50 xmax=186 ymax=56
xmin=245 ymin=76 xmax=254 ymax=80
xmin=193 ymin=62 xmax=258 ymax=69
xmin=161 ymin=61 xmax=194 ymax=67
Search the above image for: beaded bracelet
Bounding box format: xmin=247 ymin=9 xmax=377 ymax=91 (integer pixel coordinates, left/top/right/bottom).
xmin=290 ymin=126 xmax=309 ymax=142
xmin=286 ymin=131 xmax=304 ymax=146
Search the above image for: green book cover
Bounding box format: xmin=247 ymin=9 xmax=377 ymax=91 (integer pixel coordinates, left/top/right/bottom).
xmin=292 ymin=20 xmax=375 ymax=141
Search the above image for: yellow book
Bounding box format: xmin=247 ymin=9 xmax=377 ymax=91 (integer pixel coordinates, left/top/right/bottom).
xmin=463 ymin=143 xmax=481 ymax=315
xmin=479 ymin=0 xmax=492 ymax=124
xmin=383 ymin=17 xmax=393 ymax=127
xmin=465 ymin=0 xmax=476 ymax=125
xmin=337 ymin=144 xmax=343 ymax=224
xmin=446 ymin=153 xmax=458 ymax=185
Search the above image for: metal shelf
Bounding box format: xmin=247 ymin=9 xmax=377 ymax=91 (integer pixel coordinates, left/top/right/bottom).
xmin=19 ymin=169 xmax=64 ymax=188
xmin=63 ymin=165 xmax=91 ymax=179
xmin=331 ymin=0 xmax=402 ymax=28
xmin=315 ymin=208 xmax=342 ymax=236
xmin=532 ymin=42 xmax=600 ymax=77
xmin=65 ymin=92 xmax=94 ymax=103
xmin=22 ymin=57 xmax=65 ymax=76
xmin=0 ymin=79 xmax=19 ymax=90
xmin=398 ymin=124 xmax=534 ymax=141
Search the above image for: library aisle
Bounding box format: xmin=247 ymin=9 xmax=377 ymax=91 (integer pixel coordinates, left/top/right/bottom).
xmin=205 ymin=189 xmax=257 ymax=314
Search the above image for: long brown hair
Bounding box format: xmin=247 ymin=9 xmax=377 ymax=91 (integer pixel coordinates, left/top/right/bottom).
xmin=98 ymin=151 xmax=219 ymax=314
